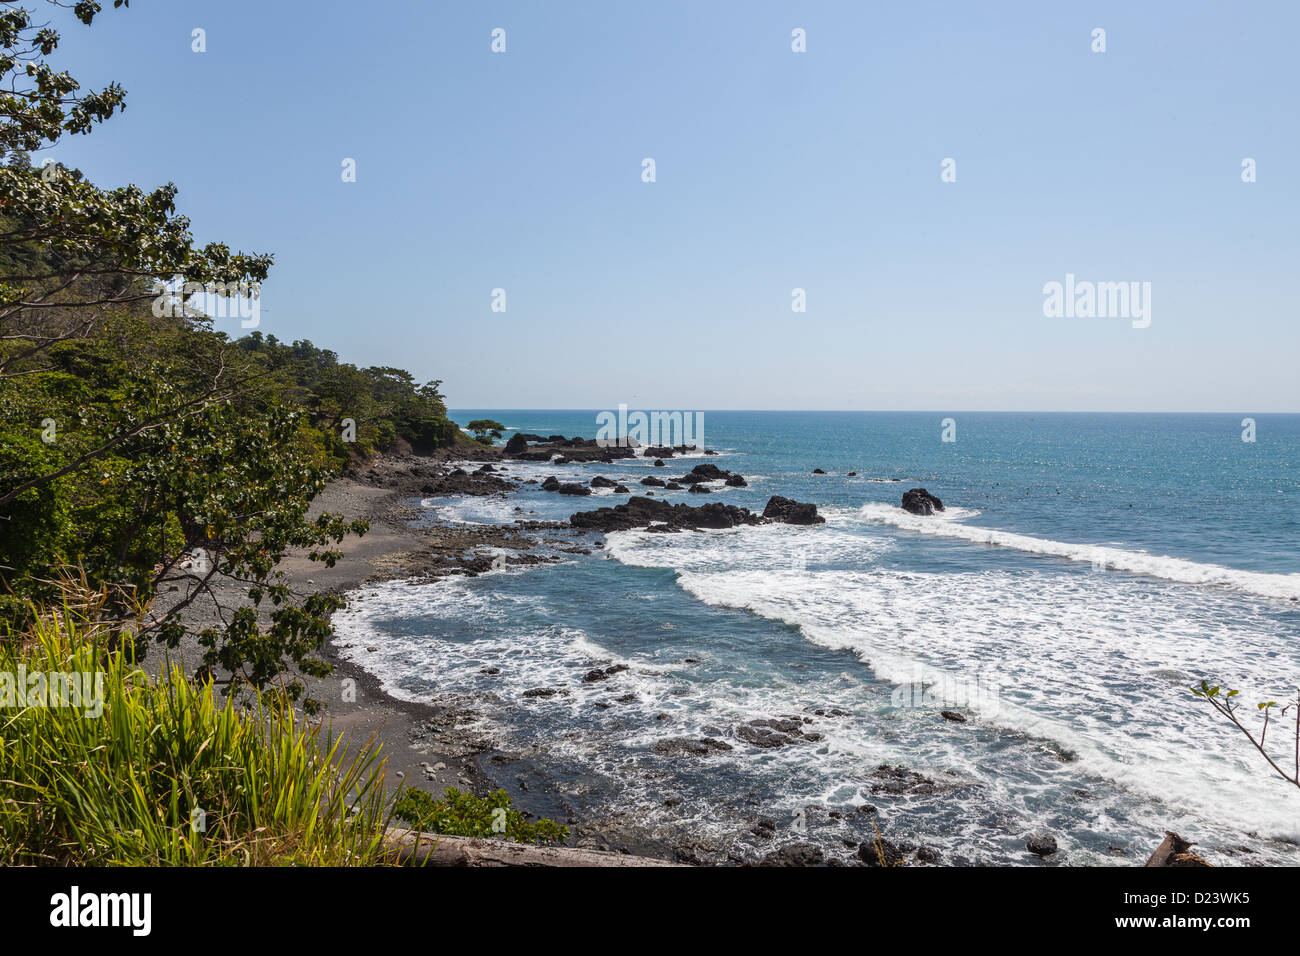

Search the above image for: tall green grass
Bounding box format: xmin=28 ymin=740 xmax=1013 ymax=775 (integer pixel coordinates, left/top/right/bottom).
xmin=0 ymin=604 xmax=392 ymax=866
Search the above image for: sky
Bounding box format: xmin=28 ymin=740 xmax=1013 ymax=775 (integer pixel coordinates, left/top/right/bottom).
xmin=44 ymin=0 xmax=1300 ymax=412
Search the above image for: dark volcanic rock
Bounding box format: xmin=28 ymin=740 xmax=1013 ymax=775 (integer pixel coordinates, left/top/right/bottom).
xmin=868 ymin=764 xmax=953 ymax=796
xmin=940 ymin=710 xmax=967 ymax=723
xmin=640 ymin=476 xmax=666 ymax=487
xmin=570 ymin=496 xmax=762 ymax=533
xmin=664 ymin=482 xmax=684 ymax=490
xmin=420 ymin=468 xmax=515 ymax=497
xmin=724 ymin=474 xmax=748 ymax=487
xmin=583 ymin=664 xmax=629 ymax=683
xmin=858 ymin=838 xmax=904 ymax=867
xmin=673 ymin=463 xmax=730 ymax=485
xmin=761 ymin=843 xmax=825 ymax=867
xmin=540 ymin=476 xmax=560 ymax=491
xmin=653 ymin=459 xmax=666 ymax=467
xmin=762 ymin=495 xmax=825 ymax=525
xmin=1027 ymin=833 xmax=1058 ymax=857
xmin=613 ymin=484 xmax=630 ymax=494
xmin=505 ymin=433 xmax=636 ymax=463
xmin=522 ymin=687 xmax=564 ymax=698
xmin=812 ymin=468 xmax=826 ymax=474
xmin=555 ymin=482 xmax=591 ymax=496
xmin=652 ymin=737 xmax=734 ymax=757
xmin=901 ymin=488 xmax=945 ymax=515
xmin=688 ymin=484 xmax=711 ymax=494
xmin=590 ymin=475 xmax=617 ymax=488
xmin=734 ymin=717 xmax=818 ymax=749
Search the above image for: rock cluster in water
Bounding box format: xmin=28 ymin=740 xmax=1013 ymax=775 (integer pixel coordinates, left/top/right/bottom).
xmin=569 ymin=494 xmax=824 ymax=533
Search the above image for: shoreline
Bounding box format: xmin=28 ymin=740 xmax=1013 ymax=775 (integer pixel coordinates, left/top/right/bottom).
xmin=165 ymin=444 xmax=1264 ymax=867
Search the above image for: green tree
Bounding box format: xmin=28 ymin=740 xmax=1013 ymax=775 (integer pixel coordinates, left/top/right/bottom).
xmin=0 ymin=3 xmax=360 ymax=709
xmin=466 ymin=419 xmax=506 ymax=445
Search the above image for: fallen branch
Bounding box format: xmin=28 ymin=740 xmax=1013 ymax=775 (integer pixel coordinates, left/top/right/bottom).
xmin=383 ymin=827 xmax=683 ymax=867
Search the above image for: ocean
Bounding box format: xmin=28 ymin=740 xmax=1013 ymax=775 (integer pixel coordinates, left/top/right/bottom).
xmin=333 ymin=411 xmax=1300 ymax=865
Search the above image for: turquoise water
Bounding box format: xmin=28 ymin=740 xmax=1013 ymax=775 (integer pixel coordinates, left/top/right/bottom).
xmin=335 ymin=411 xmax=1300 ymax=864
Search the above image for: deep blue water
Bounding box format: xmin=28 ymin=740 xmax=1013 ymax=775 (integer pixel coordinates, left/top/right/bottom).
xmin=335 ymin=411 xmax=1300 ymax=865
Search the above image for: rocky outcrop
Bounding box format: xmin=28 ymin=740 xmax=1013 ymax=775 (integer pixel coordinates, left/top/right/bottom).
xmin=901 ymin=488 xmax=944 ymax=515
xmin=504 ymin=434 xmax=638 ymax=463
xmin=761 ymin=495 xmax=825 ymax=525
xmin=583 ymin=664 xmax=629 ymax=683
xmin=570 ymin=496 xmax=763 ymax=533
xmin=671 ymin=463 xmax=732 ymax=485
xmin=858 ymin=837 xmax=904 ymax=867
xmin=572 ymin=495 xmax=824 ymax=532
xmin=420 ymin=468 xmax=516 ymax=497
xmin=644 ymin=444 xmax=698 ymax=459
xmin=652 ymin=737 xmax=733 ymax=757
xmin=590 ymin=476 xmax=617 ymax=489
xmin=760 ymin=843 xmax=825 ymax=867
xmin=734 ymin=717 xmax=822 ymax=748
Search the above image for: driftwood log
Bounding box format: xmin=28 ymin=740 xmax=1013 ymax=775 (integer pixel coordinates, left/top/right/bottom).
xmin=1144 ymin=831 xmax=1212 ymax=867
xmin=383 ymin=827 xmax=683 ymax=867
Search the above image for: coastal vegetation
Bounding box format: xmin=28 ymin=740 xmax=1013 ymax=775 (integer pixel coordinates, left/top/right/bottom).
xmin=0 ymin=589 xmax=392 ymax=865
xmin=0 ymin=1 xmax=462 ymax=705
xmin=0 ymin=1 xmax=570 ymax=865
xmin=0 ymin=586 xmax=569 ymax=863
xmin=392 ymin=786 xmax=568 ymax=845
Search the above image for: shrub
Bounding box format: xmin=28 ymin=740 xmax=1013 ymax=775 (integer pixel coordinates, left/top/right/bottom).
xmin=392 ymin=786 xmax=568 ymax=845
xmin=0 ymin=602 xmax=392 ymax=865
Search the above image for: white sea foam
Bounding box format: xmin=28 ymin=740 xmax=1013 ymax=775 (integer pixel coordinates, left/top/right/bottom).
xmin=858 ymin=503 xmax=1300 ymax=601
xmin=668 ymin=562 xmax=1300 ymax=842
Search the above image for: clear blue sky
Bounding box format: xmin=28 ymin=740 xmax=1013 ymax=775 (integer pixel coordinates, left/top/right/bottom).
xmin=48 ymin=0 xmax=1299 ymax=411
